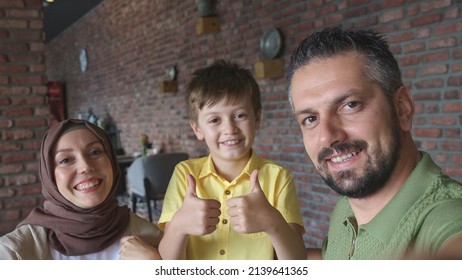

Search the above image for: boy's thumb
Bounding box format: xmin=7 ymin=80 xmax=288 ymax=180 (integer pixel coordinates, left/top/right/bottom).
xmin=186 ymin=174 xmax=197 ymax=197
xmin=250 ymin=169 xmax=262 ymax=194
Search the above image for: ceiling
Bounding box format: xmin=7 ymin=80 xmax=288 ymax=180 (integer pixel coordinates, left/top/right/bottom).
xmin=43 ymin=0 xmax=103 ymax=43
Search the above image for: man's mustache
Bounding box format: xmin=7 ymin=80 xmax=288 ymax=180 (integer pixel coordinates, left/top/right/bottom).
xmin=317 ymin=140 xmax=367 ymax=164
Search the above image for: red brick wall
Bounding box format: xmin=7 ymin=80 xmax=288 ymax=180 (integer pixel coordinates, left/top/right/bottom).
xmin=2 ymin=0 xmax=461 ymax=248
xmin=0 ymin=0 xmax=48 ymax=235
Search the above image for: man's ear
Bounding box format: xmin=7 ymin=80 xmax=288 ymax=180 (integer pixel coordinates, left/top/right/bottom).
xmin=394 ymin=86 xmax=415 ymax=132
xmin=190 ymin=120 xmax=204 ymax=141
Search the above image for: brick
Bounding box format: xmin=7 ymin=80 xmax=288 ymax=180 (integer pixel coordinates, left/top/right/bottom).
xmin=448 ymin=77 xmax=462 ymax=86
xmin=14 ymin=117 xmax=47 ymax=127
xmin=403 ymin=42 xmax=425 ymax=53
xmin=0 ymin=19 xmax=28 ymax=29
xmin=16 ymin=182 xmax=41 ymax=195
xmin=420 ymin=0 xmax=451 ymax=13
xmin=0 ymin=0 xmax=24 ymax=8
xmin=10 ymin=95 xmax=44 ymax=105
xmin=0 ymin=42 xmax=28 ymax=52
xmin=3 ymin=174 xmax=37 ymax=187
xmin=443 ymin=166 xmax=462 ymax=177
xmin=2 ymin=152 xmax=36 ymax=163
xmin=420 ymin=64 xmax=448 ymax=76
xmin=0 ymin=86 xmax=31 ymax=95
xmin=2 ymin=107 xmax=34 ymax=117
xmin=0 ymin=164 xmax=23 ymax=174
xmin=445 ymin=128 xmax=460 ymax=138
xmin=413 ymin=128 xmax=443 ymax=138
xmin=415 ymin=79 xmax=444 ymax=89
xmin=3 ymin=196 xmax=39 ymax=209
xmin=429 ymin=37 xmax=457 ymax=49
xmin=0 ymin=142 xmax=21 ymax=152
xmin=411 ymin=13 xmax=442 ymax=27
xmin=0 ymin=64 xmax=28 ymax=73
xmin=441 ymin=141 xmax=462 ymax=151
xmin=428 ymin=115 xmax=456 ymax=125
xmin=443 ymin=90 xmax=460 ymax=99
xmin=1 ymin=128 xmax=34 ymax=140
xmin=9 ymin=29 xmax=43 ymax=41
xmin=10 ymin=75 xmax=44 ymax=85
xmin=421 ymin=51 xmax=449 ymax=63
xmin=380 ymin=9 xmax=404 ymax=23
xmin=7 ymin=9 xmax=40 ymax=18
xmin=445 ymin=103 xmax=462 ymax=112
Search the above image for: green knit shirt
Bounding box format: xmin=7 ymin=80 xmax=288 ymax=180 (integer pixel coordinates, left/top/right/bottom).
xmin=322 ymin=152 xmax=462 ymax=259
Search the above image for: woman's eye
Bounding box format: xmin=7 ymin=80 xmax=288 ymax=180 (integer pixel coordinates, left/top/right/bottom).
xmin=89 ymin=149 xmax=103 ymax=157
xmin=56 ymin=155 xmax=73 ymax=165
xmin=58 ymin=158 xmax=70 ymax=165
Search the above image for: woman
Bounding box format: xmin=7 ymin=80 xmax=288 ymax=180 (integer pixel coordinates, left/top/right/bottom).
xmin=0 ymin=119 xmax=161 ymax=259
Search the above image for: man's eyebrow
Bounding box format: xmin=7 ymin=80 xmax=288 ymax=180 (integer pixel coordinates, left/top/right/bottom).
xmin=294 ymin=108 xmax=315 ymax=117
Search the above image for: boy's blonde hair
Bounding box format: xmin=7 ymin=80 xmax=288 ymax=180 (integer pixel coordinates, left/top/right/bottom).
xmin=186 ymin=59 xmax=261 ymax=122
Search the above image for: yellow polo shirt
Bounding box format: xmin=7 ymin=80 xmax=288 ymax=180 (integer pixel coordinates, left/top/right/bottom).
xmin=158 ymin=152 xmax=303 ymax=260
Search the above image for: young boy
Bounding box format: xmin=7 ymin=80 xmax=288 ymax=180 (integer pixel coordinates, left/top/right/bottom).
xmin=120 ymin=60 xmax=305 ymax=260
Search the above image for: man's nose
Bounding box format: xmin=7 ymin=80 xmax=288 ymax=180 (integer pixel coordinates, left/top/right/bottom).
xmin=318 ymin=115 xmax=346 ymax=148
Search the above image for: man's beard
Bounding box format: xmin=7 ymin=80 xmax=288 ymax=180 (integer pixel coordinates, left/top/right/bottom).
xmin=316 ymin=123 xmax=401 ymax=199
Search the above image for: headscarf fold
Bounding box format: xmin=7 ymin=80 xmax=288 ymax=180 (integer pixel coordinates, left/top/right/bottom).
xmin=18 ymin=119 xmax=129 ymax=256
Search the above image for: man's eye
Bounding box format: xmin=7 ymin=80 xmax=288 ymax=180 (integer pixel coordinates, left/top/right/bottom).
xmin=208 ymin=118 xmax=219 ymax=124
xmin=302 ymin=116 xmax=317 ymax=126
xmin=345 ymin=101 xmax=359 ymax=109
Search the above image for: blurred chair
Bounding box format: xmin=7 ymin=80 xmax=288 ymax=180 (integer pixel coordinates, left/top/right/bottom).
xmin=127 ymin=152 xmax=189 ymax=222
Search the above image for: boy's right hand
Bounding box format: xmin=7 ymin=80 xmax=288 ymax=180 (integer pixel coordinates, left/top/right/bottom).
xmin=172 ymin=174 xmax=221 ymax=236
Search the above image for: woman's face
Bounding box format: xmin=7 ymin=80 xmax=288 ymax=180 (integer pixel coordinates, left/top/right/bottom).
xmin=53 ymin=128 xmax=113 ymax=208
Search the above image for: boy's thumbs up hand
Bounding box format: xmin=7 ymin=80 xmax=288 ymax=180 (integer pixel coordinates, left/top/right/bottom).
xmin=226 ymin=169 xmax=277 ymax=234
xmin=174 ymin=174 xmax=221 ymax=236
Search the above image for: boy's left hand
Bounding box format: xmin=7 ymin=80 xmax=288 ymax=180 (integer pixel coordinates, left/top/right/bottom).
xmin=226 ymin=169 xmax=279 ymax=234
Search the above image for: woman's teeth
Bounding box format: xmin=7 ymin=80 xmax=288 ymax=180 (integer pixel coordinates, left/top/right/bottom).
xmin=331 ymin=152 xmax=357 ymax=163
xmin=76 ymin=180 xmax=99 ymax=190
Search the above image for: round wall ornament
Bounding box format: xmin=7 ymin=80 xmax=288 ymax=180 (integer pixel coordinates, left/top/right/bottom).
xmin=79 ymin=48 xmax=88 ymax=73
xmin=260 ymin=27 xmax=283 ymax=59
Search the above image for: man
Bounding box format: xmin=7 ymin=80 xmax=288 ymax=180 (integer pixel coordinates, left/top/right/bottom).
xmin=287 ymin=27 xmax=462 ymax=259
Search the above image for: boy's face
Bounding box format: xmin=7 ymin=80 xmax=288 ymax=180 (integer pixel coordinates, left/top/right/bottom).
xmin=190 ymin=96 xmax=260 ymax=169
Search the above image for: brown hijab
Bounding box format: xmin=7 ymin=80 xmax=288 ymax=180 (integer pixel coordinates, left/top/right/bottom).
xmin=18 ymin=119 xmax=129 ymax=256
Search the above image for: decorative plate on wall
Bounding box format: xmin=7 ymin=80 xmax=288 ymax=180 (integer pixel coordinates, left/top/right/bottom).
xmin=260 ymin=27 xmax=283 ymax=60
xmin=79 ymin=48 xmax=88 ymax=73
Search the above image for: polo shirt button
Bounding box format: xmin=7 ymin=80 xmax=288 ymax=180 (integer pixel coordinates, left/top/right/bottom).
xmin=225 ymin=190 xmax=231 ymax=195
xmin=220 ymin=249 xmax=225 ymax=255
xmin=222 ymin=219 xmax=228 ymax=224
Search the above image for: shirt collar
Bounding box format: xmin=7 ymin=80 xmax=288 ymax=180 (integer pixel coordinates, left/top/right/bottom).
xmin=198 ymin=150 xmax=258 ymax=183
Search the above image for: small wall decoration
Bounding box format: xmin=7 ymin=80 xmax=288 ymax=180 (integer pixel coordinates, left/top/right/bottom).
xmin=158 ymin=65 xmax=178 ymax=93
xmin=254 ymin=27 xmax=284 ymax=79
xmin=195 ymin=0 xmax=219 ymax=35
xmin=79 ymin=48 xmax=88 ymax=73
